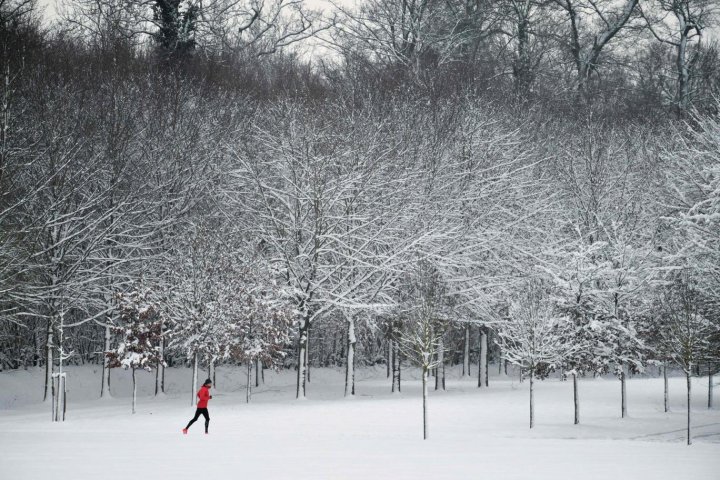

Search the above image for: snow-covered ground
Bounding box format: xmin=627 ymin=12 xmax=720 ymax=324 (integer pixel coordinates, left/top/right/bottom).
xmin=1 ymin=365 xmax=718 ymax=479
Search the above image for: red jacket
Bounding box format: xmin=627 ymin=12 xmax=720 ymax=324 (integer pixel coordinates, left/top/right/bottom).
xmin=196 ymin=386 xmax=211 ymax=408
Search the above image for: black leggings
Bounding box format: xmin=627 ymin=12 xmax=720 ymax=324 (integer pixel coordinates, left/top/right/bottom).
xmin=185 ymin=408 xmax=210 ymax=432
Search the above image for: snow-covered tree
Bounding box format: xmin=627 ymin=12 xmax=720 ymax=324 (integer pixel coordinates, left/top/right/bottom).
xmin=397 ymin=259 xmax=450 ymax=440
xmin=167 ymin=225 xmax=231 ymax=405
xmin=655 ymin=271 xmax=719 ymax=445
xmin=497 ymin=280 xmax=576 ymax=428
xmin=230 ymin=102 xmax=428 ymax=399
xmin=547 ymin=235 xmax=644 ymax=424
xmin=661 ymin=113 xmax=720 ymax=410
xmin=222 ymin=261 xmax=295 ymax=403
xmin=106 ymin=288 xmax=164 ymax=414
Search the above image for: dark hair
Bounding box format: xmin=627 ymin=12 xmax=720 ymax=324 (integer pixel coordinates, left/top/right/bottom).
xmin=203 ymin=378 xmax=212 ymax=386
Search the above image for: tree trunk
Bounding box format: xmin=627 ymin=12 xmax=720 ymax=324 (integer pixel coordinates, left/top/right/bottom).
xmin=478 ymin=329 xmax=487 ymax=387
xmin=435 ymin=337 xmax=445 ymax=391
xmin=191 ymin=352 xmax=198 ymax=406
xmin=676 ymin=24 xmax=691 ymax=114
xmin=514 ymin=13 xmax=533 ymax=94
xmin=387 ymin=337 xmax=392 ymax=378
xmin=345 ymin=316 xmax=356 ymax=397
xmin=101 ymin=324 xmax=112 ymax=398
xmin=482 ymin=331 xmax=488 ymax=387
xmin=51 ymin=374 xmax=57 ymax=421
xmin=132 ymin=368 xmax=137 ymax=415
xmin=44 ymin=324 xmax=53 ymax=402
xmin=255 ymin=358 xmax=260 ymax=387
xmin=246 ymin=361 xmax=252 ymax=403
xmin=296 ymin=320 xmax=309 ymax=399
xmin=463 ymin=325 xmax=470 ymax=376
xmin=529 ymin=365 xmax=535 ymax=429
xmin=709 ymin=370 xmax=714 ymax=409
xmin=441 ymin=346 xmax=446 ymax=391
xmin=573 ymin=373 xmax=579 ymax=425
xmin=687 ymin=369 xmax=692 ymax=445
xmin=664 ymin=362 xmax=669 ymax=413
xmin=392 ymin=340 xmax=401 ymax=393
xmin=306 ymin=325 xmax=311 ymax=384
xmin=422 ymin=365 xmax=429 ymax=440
xmin=210 ymin=360 xmax=216 ymax=389
xmin=61 ymin=375 xmax=66 ymax=421
xmin=332 ymin=327 xmax=339 ymax=367
xmin=621 ymin=368 xmax=627 ymax=418
xmin=155 ymin=329 xmax=164 ymax=395
xmin=498 ymin=346 xmax=503 ymax=375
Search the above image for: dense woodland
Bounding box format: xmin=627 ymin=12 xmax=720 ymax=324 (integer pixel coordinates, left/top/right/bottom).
xmin=0 ymin=0 xmax=719 ymax=439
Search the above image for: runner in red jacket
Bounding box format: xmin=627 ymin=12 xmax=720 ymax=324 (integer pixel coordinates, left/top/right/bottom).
xmin=182 ymin=379 xmax=212 ymax=434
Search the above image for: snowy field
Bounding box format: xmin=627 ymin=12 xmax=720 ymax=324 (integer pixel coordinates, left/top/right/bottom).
xmin=1 ymin=365 xmax=718 ymax=480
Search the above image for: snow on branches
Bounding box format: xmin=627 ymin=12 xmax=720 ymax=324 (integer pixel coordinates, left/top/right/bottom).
xmin=106 ymin=288 xmax=164 ymax=413
xmin=106 ymin=289 xmax=164 ymax=372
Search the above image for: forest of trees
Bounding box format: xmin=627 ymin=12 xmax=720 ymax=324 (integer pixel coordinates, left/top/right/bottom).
xmin=0 ymin=0 xmax=719 ymax=442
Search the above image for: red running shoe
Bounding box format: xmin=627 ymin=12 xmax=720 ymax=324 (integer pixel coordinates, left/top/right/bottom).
xmin=182 ymin=429 xmax=188 ymax=435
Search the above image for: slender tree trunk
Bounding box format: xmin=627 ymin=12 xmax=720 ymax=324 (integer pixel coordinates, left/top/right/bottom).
xmin=621 ymin=368 xmax=627 ymax=418
xmin=101 ymin=324 xmax=112 ymax=398
xmin=709 ymin=370 xmax=714 ymax=409
xmin=255 ymin=358 xmax=260 ymax=387
xmin=132 ymin=368 xmax=137 ymax=415
xmin=332 ymin=327 xmax=339 ymax=366
xmin=463 ymin=325 xmax=470 ymax=376
xmin=387 ymin=338 xmax=392 ymax=378
xmin=435 ymin=337 xmax=445 ymax=391
xmin=482 ymin=331 xmax=488 ymax=387
xmin=478 ymin=329 xmax=487 ymax=387
xmin=441 ymin=347 xmax=446 ymax=391
xmin=161 ymin=341 xmax=165 ymax=393
xmin=422 ymin=365 xmax=429 ymax=440
xmin=676 ymin=27 xmax=691 ymax=114
xmin=687 ymin=369 xmax=692 ymax=445
xmin=61 ymin=374 xmax=66 ymax=421
xmin=296 ymin=320 xmax=309 ymax=399
xmin=191 ymin=352 xmax=198 ymax=406
xmin=34 ymin=331 xmax=41 ymax=367
xmin=392 ymin=340 xmax=401 ymax=393
xmin=498 ymin=346 xmax=503 ymax=375
xmin=664 ymin=362 xmax=669 ymax=413
xmin=246 ymin=361 xmax=252 ymax=403
xmin=210 ymin=361 xmax=216 ymax=389
xmin=345 ymin=316 xmax=356 ymax=397
xmin=306 ymin=325 xmax=311 ymax=384
xmin=155 ymin=329 xmax=164 ymax=395
xmin=529 ymin=365 xmax=535 ymax=429
xmin=573 ymin=373 xmax=579 ymax=425
xmin=51 ymin=374 xmax=57 ymax=421
xmin=44 ymin=324 xmax=53 ymax=402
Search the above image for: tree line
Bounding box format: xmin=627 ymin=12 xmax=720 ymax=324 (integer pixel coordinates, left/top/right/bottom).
xmin=0 ymin=0 xmax=718 ymax=442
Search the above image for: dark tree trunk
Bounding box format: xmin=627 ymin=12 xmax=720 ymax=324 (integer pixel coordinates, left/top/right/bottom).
xmin=664 ymin=363 xmax=669 ymax=413
xmin=573 ymin=373 xmax=579 ymax=425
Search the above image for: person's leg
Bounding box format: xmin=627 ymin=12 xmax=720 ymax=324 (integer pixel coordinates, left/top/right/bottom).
xmin=185 ymin=409 xmax=202 ymax=430
xmin=201 ymin=408 xmax=210 ymax=433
